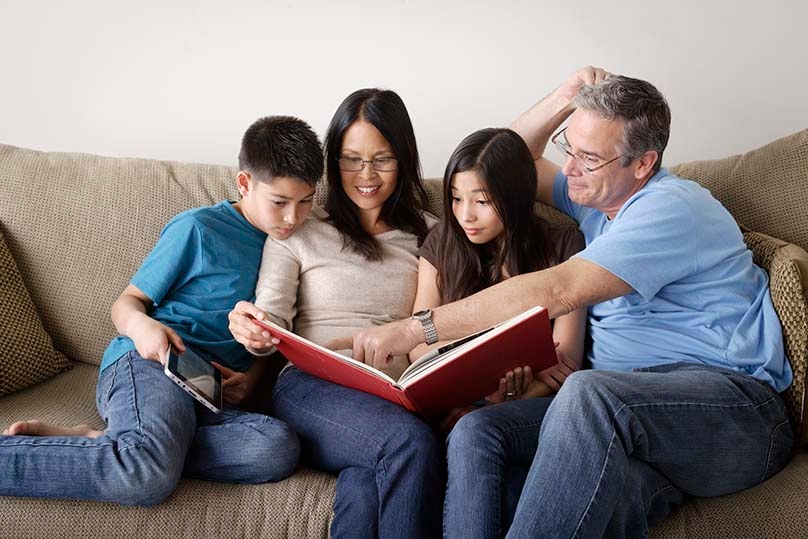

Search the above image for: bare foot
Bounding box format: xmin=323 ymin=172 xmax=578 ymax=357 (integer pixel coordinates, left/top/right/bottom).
xmin=3 ymin=420 xmax=103 ymax=438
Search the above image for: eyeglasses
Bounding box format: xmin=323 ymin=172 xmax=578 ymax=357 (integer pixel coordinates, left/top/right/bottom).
xmin=337 ymin=156 xmax=398 ymax=172
xmin=551 ymin=127 xmax=623 ymax=173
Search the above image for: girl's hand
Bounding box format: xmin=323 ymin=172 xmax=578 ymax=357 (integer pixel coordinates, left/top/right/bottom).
xmin=535 ymin=344 xmax=579 ymax=392
xmin=485 ymin=366 xmax=534 ymax=404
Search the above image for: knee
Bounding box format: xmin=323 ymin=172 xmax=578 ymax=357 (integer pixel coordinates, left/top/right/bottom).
xmin=447 ymin=408 xmax=501 ymax=454
xmin=247 ymin=419 xmax=301 ymax=483
xmin=105 ymin=463 xmax=182 ymax=507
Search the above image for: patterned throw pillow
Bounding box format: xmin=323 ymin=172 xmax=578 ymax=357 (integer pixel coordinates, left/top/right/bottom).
xmin=0 ymin=228 xmax=71 ymax=395
xmin=744 ymin=230 xmax=808 ymax=446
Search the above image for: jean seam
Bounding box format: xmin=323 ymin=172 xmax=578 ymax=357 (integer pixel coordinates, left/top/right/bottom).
xmin=572 ymin=429 xmax=620 ymax=539
xmin=761 ymin=418 xmax=790 ymax=482
xmin=117 ymin=354 xmax=146 ymax=453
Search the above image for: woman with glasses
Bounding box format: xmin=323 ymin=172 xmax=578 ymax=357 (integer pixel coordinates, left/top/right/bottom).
xmin=228 ymin=88 xmax=442 ymax=538
xmin=408 ymin=128 xmax=587 ymax=536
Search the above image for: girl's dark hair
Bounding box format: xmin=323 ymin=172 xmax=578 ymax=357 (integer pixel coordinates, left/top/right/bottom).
xmin=436 ymin=128 xmax=552 ymax=303
xmin=323 ymin=88 xmax=429 ymax=261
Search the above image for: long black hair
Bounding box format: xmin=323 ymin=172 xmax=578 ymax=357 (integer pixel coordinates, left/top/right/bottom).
xmin=435 ymin=128 xmax=552 ymax=303
xmin=323 ymin=88 xmax=429 ymax=261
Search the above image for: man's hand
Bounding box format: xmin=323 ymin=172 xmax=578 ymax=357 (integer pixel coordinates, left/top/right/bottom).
xmin=556 ymin=65 xmax=612 ymax=106
xmin=128 ymin=313 xmax=184 ymax=365
xmin=327 ymin=319 xmax=423 ymax=370
xmin=228 ymin=300 xmax=276 ymax=354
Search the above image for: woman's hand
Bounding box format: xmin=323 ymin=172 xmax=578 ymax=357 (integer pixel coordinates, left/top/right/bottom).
xmin=228 ymin=301 xmax=276 ymax=354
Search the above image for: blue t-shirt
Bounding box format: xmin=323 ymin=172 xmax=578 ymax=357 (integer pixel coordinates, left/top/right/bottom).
xmin=553 ymin=168 xmax=792 ymax=391
xmin=100 ymin=201 xmax=266 ymax=373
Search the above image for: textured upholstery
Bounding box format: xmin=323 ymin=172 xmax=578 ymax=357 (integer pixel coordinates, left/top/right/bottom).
xmin=0 ymin=229 xmax=71 ymax=395
xmin=670 ymin=130 xmax=808 ymax=252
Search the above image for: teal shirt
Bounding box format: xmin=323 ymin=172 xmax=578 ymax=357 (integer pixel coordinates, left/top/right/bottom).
xmin=100 ymin=201 xmax=266 ymax=373
xmin=553 ymin=169 xmax=792 ymax=392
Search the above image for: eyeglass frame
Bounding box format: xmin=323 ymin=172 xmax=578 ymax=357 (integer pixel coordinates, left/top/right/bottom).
xmin=550 ymin=127 xmax=625 ymax=173
xmin=337 ymin=155 xmax=398 ymax=172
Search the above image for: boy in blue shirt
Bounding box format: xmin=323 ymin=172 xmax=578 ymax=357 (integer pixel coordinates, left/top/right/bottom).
xmin=1 ymin=115 xmax=324 ymax=506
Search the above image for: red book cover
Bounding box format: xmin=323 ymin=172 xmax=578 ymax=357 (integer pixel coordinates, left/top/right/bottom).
xmin=253 ymin=305 xmax=557 ymax=419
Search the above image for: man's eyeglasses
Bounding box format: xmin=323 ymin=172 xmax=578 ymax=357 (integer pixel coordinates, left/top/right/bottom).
xmin=551 ymin=127 xmax=623 ymax=173
xmin=338 ymin=156 xmax=398 ymax=172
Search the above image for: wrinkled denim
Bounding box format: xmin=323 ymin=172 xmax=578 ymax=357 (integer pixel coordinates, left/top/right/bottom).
xmin=445 ymin=363 xmax=793 ymax=539
xmin=0 ymin=351 xmax=299 ymax=505
xmin=272 ymin=367 xmax=445 ymax=539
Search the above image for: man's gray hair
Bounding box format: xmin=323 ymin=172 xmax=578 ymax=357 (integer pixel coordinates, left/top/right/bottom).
xmin=575 ymin=75 xmax=671 ymax=174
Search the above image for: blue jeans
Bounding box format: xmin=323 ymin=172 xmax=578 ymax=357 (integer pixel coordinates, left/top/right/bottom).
xmin=0 ymin=351 xmax=299 ymax=505
xmin=272 ymin=367 xmax=445 ymax=539
xmin=444 ymin=363 xmax=794 ymax=539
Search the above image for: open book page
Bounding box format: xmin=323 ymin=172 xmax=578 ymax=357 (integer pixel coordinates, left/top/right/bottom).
xmin=399 ymin=326 xmax=496 ymax=383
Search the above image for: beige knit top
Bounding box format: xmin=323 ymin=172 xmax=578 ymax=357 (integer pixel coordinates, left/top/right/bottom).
xmin=255 ymin=206 xmax=436 ymax=375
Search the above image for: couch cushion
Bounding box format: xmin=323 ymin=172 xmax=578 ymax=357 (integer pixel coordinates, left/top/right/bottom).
xmin=743 ymin=230 xmax=808 ymax=446
xmin=0 ymin=362 xmax=335 ymax=539
xmin=0 ymin=228 xmax=71 ymax=395
xmin=670 ymin=129 xmax=808 ymax=253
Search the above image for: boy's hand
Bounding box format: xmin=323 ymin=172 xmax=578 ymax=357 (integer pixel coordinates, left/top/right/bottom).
xmin=212 ymin=362 xmax=255 ymax=406
xmin=128 ymin=312 xmax=184 ymax=365
xmin=229 ymin=301 xmax=276 ymax=354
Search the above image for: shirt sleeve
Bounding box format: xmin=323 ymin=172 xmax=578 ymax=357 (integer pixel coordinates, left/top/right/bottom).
xmin=254 ymin=237 xmax=301 ymax=331
xmin=130 ymin=216 xmax=202 ymax=306
xmin=418 ymin=226 xmax=441 ymax=267
xmin=575 ymin=189 xmax=699 ymax=301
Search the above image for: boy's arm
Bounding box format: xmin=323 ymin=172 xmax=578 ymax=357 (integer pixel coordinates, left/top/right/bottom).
xmin=111 ymin=283 xmax=185 ymax=364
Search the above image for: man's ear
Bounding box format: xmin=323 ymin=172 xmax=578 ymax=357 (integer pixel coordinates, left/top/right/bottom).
xmin=236 ymin=170 xmax=252 ymax=197
xmin=634 ymin=150 xmax=659 ymax=180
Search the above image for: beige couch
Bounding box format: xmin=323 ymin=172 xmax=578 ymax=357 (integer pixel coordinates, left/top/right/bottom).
xmin=0 ymin=130 xmax=806 ymax=538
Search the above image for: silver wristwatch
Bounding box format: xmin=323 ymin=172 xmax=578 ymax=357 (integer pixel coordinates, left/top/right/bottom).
xmin=412 ymin=309 xmax=438 ymax=345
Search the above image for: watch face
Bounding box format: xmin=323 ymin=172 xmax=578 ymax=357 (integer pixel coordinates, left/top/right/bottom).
xmin=413 ymin=309 xmax=431 ymax=319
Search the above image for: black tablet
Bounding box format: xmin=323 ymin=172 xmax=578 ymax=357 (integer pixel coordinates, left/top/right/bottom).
xmin=164 ymin=346 xmax=222 ymax=413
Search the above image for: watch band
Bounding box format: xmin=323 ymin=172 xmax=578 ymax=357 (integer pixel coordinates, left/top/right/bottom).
xmin=412 ymin=309 xmax=438 ymax=345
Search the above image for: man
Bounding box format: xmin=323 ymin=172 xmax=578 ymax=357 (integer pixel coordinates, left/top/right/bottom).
xmin=340 ymin=67 xmax=794 ymax=537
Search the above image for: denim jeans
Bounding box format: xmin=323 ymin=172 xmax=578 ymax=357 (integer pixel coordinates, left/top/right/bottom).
xmin=272 ymin=367 xmax=445 ymax=539
xmin=0 ymin=351 xmax=299 ymax=505
xmin=444 ymin=363 xmax=794 ymax=539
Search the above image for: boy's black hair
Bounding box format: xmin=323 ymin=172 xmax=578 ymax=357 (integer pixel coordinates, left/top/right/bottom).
xmin=238 ymin=116 xmax=324 ymax=186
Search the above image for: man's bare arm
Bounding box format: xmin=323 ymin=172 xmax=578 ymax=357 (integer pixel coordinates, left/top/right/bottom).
xmin=344 ymin=257 xmax=633 ymax=367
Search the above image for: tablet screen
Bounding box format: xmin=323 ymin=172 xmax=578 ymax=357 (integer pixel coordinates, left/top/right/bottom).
xmin=166 ymin=347 xmax=222 ymax=409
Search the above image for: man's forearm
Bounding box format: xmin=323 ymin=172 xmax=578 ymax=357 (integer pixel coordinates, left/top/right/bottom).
xmin=510 ymin=87 xmax=575 ymax=160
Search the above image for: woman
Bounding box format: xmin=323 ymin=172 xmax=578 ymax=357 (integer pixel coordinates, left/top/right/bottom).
xmin=228 ymin=89 xmax=442 ymax=539
xmin=410 ymin=128 xmax=587 ymax=538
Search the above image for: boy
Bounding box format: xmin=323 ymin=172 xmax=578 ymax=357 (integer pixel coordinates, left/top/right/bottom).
xmin=0 ymin=116 xmax=324 ymax=506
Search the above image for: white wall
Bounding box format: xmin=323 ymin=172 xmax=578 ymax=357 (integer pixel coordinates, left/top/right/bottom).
xmin=1 ymin=0 xmax=806 ymax=177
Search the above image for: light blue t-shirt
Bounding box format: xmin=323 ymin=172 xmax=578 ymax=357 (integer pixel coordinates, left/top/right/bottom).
xmin=553 ymin=168 xmax=792 ymax=391
xmin=100 ymin=201 xmax=266 ymax=374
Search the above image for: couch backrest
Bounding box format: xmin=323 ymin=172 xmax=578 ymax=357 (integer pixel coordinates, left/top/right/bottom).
xmin=670 ymin=129 xmax=808 ymax=253
xmin=0 ymin=144 xmax=239 ymax=365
